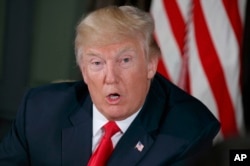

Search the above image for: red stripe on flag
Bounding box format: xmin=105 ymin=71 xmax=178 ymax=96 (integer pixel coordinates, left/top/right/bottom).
xmin=163 ymin=0 xmax=186 ymax=55
xmin=194 ymin=0 xmax=238 ymax=137
xmin=163 ymin=0 xmax=191 ymax=92
xmin=223 ymin=0 xmax=243 ymax=46
xmin=223 ymin=0 xmax=243 ymax=88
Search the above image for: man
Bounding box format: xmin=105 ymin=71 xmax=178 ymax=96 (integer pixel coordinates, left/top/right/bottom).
xmin=0 ymin=5 xmax=220 ymax=166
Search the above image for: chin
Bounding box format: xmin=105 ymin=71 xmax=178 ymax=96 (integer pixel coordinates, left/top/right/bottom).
xmin=105 ymin=111 xmax=128 ymax=121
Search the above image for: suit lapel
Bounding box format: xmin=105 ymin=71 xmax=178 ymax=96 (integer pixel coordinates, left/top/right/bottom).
xmin=62 ymin=95 xmax=93 ymax=166
xmin=108 ymin=120 xmax=154 ymax=166
xmin=108 ymin=79 xmax=167 ymax=166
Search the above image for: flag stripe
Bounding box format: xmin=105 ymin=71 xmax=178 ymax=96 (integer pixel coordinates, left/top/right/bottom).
xmin=162 ymin=0 xmax=191 ymax=91
xmin=223 ymin=0 xmax=243 ymax=47
xmin=238 ymin=0 xmax=247 ymax=23
xmin=163 ymin=0 xmax=186 ymax=56
xmin=223 ymin=0 xmax=244 ymax=91
xmin=193 ymin=0 xmax=238 ymax=136
xmin=151 ymin=0 xmax=183 ymax=83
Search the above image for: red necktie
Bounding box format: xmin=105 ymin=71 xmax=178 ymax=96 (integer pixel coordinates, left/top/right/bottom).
xmin=87 ymin=121 xmax=120 ymax=166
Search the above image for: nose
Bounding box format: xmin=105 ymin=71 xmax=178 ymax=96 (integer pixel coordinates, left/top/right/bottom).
xmin=104 ymin=63 xmax=118 ymax=84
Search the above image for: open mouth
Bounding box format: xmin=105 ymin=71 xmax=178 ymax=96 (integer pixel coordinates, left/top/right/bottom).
xmin=106 ymin=93 xmax=121 ymax=103
xmin=108 ymin=93 xmax=120 ymax=99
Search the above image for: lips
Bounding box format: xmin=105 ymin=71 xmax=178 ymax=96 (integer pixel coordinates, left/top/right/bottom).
xmin=106 ymin=93 xmax=121 ymax=104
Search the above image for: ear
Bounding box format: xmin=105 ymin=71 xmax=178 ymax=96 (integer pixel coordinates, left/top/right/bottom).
xmin=147 ymin=55 xmax=159 ymax=79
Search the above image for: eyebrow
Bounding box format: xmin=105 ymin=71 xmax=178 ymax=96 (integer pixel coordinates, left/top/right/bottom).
xmin=117 ymin=47 xmax=136 ymax=56
xmin=85 ymin=51 xmax=101 ymax=56
xmin=84 ymin=45 xmax=136 ymax=58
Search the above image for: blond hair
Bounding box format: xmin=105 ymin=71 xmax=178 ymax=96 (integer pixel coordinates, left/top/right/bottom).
xmin=75 ymin=5 xmax=160 ymax=65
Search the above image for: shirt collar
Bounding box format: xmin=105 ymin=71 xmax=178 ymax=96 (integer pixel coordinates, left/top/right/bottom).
xmin=92 ymin=104 xmax=140 ymax=136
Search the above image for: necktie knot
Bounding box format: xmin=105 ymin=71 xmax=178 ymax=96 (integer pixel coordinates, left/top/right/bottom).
xmin=103 ymin=121 xmax=120 ymax=139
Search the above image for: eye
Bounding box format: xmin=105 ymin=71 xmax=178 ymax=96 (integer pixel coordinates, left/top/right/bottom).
xmin=89 ymin=58 xmax=104 ymax=71
xmin=122 ymin=57 xmax=131 ymax=63
xmin=92 ymin=61 xmax=101 ymax=65
xmin=119 ymin=56 xmax=133 ymax=68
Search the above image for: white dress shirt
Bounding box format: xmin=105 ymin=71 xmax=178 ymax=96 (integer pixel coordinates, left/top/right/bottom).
xmin=91 ymin=104 xmax=140 ymax=152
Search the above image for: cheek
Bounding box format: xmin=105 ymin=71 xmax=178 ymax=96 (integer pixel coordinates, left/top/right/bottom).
xmin=80 ymin=65 xmax=89 ymax=84
xmin=126 ymin=70 xmax=149 ymax=92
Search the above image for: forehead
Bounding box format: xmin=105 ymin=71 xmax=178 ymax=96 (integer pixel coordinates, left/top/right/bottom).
xmin=83 ymin=37 xmax=144 ymax=56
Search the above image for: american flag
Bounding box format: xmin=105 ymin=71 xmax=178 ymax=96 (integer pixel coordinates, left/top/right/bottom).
xmin=135 ymin=141 xmax=144 ymax=152
xmin=150 ymin=0 xmax=247 ymax=139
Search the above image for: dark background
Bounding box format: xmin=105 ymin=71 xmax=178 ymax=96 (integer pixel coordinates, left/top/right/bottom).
xmin=0 ymin=0 xmax=249 ymax=140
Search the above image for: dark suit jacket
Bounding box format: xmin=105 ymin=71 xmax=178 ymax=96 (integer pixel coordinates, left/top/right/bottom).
xmin=0 ymin=73 xmax=220 ymax=166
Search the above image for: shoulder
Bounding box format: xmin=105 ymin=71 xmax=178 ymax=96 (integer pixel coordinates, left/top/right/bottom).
xmin=17 ymin=80 xmax=89 ymax=120
xmin=15 ymin=80 xmax=90 ymax=130
xmin=152 ymin=73 xmax=220 ymax=140
xmin=25 ymin=80 xmax=88 ymax=103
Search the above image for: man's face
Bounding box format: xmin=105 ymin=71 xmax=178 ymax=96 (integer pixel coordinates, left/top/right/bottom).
xmin=79 ymin=38 xmax=158 ymax=121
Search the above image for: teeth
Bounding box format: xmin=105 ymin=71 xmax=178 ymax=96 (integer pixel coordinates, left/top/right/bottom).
xmin=110 ymin=95 xmax=119 ymax=99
